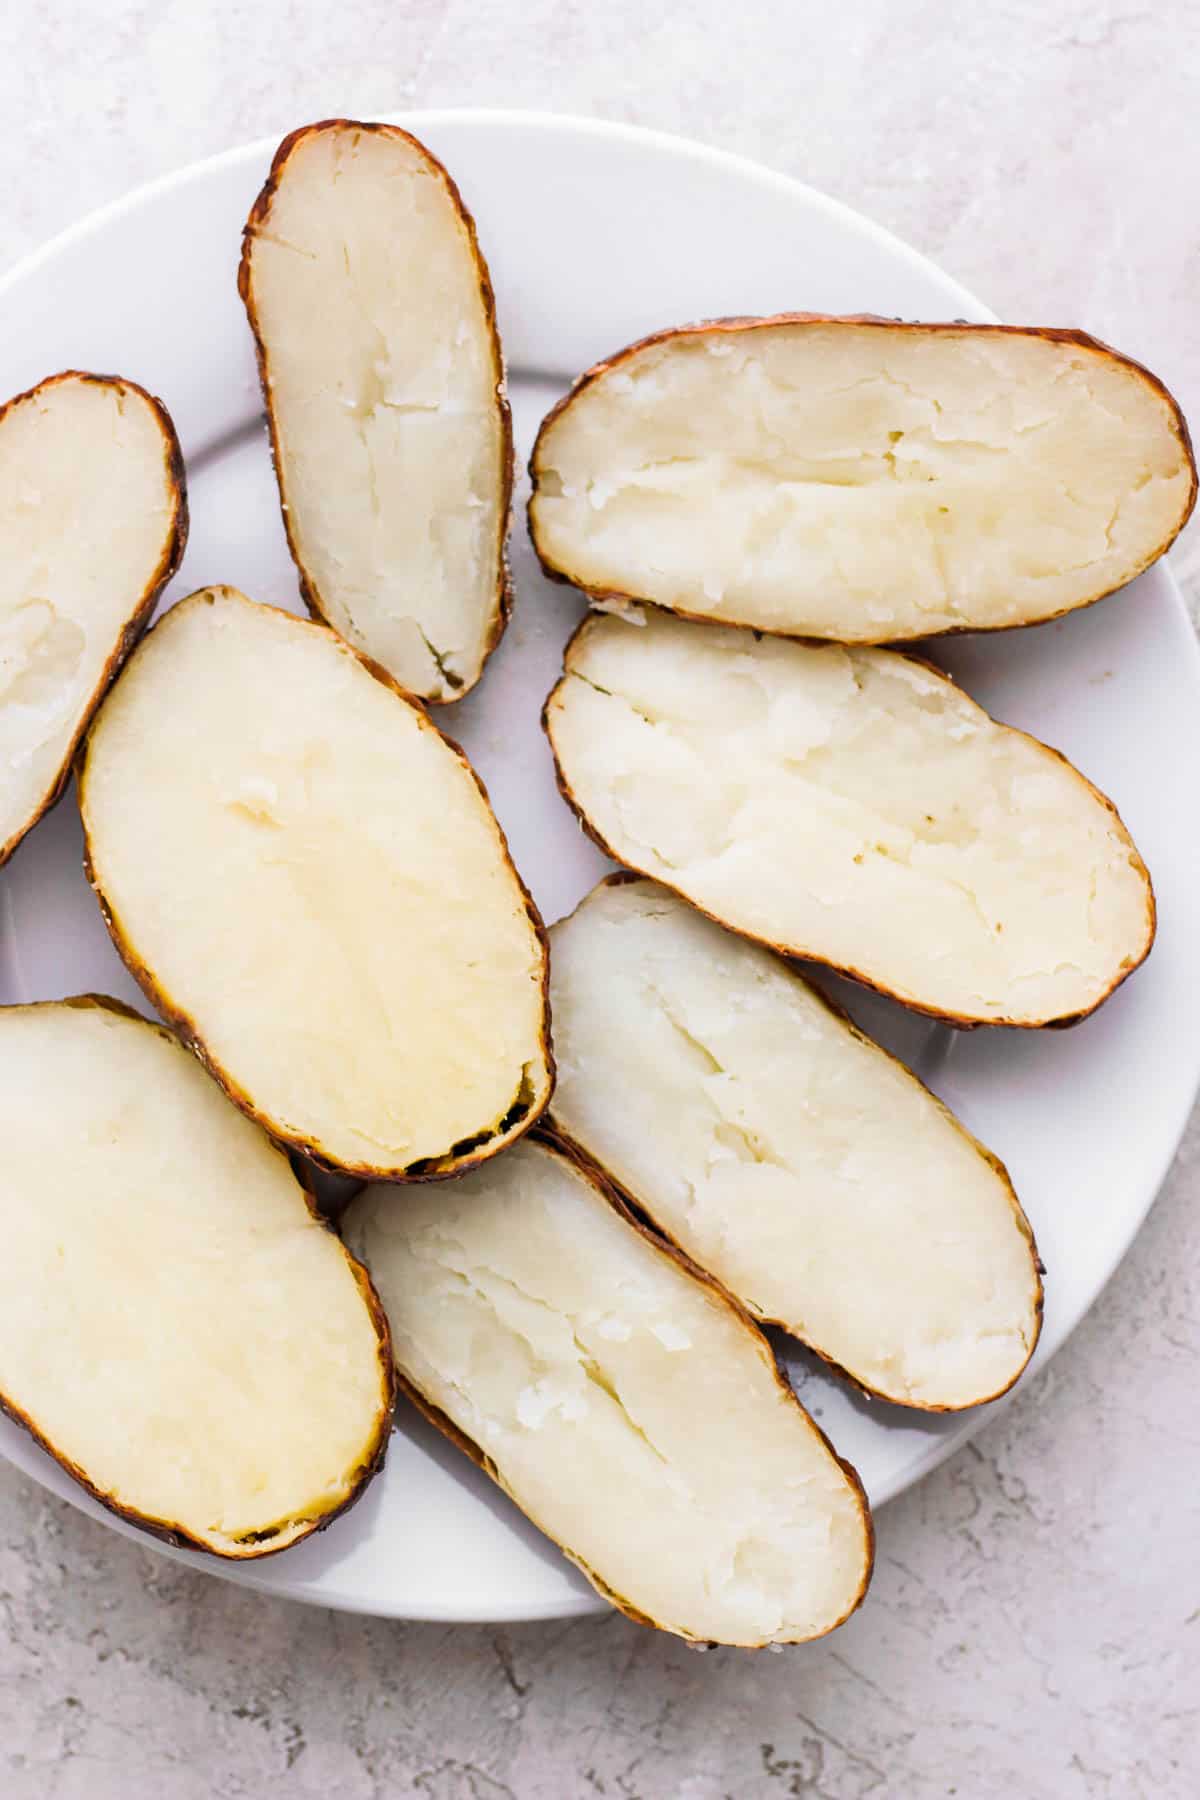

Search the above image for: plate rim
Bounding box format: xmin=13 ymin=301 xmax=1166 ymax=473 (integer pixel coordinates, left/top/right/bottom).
xmin=2 ymin=106 xmax=1197 ymax=1623
xmin=0 ymin=108 xmax=993 ymax=321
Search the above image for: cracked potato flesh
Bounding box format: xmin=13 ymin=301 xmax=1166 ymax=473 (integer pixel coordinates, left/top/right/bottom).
xmin=530 ymin=317 xmax=1194 ymax=639
xmin=344 ymin=1136 xmax=873 ymax=1646
xmin=240 ymin=121 xmax=511 ymax=703
xmin=549 ymin=877 xmax=1042 ymax=1410
xmin=544 ymin=609 xmax=1154 ymax=1027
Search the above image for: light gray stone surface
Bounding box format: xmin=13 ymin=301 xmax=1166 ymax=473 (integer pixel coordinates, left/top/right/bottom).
xmin=2 ymin=4 xmax=1198 ymax=1794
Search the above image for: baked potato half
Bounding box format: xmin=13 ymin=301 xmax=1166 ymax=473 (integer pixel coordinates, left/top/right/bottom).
xmin=529 ymin=316 xmax=1195 ymax=640
xmin=549 ymin=877 xmax=1042 ymax=1410
xmin=79 ymin=586 xmax=552 ymax=1178
xmin=0 ymin=997 xmax=393 ymax=1557
xmin=240 ymin=119 xmax=511 ymax=703
xmin=0 ymin=371 xmax=186 ymax=866
xmin=343 ymin=1135 xmax=873 ymax=1647
xmin=543 ymin=609 xmax=1154 ymax=1028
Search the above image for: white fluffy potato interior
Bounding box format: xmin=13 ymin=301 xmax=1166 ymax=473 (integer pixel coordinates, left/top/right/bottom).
xmin=0 ymin=1002 xmax=388 ymax=1552
xmin=80 ymin=589 xmax=549 ymax=1173
xmin=550 ymin=879 xmax=1040 ymax=1408
xmin=344 ymin=1139 xmax=870 ymax=1645
xmin=546 ymin=611 xmax=1152 ymax=1025
xmin=531 ymin=322 xmax=1193 ymax=636
xmin=0 ymin=375 xmax=178 ymax=856
xmin=244 ymin=123 xmax=507 ymax=700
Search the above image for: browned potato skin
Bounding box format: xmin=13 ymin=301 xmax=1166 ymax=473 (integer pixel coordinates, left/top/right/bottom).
xmin=0 ymin=995 xmax=396 ymax=1559
xmin=543 ymin=615 xmax=1156 ymax=1032
xmin=548 ymin=873 xmax=1045 ymax=1411
xmin=380 ymin=1125 xmax=875 ymax=1646
xmin=0 ymin=372 xmax=188 ymax=868
xmin=528 ymin=314 xmax=1197 ymax=637
xmin=238 ymin=120 xmax=514 ymax=703
xmin=77 ymin=593 xmax=554 ymax=1181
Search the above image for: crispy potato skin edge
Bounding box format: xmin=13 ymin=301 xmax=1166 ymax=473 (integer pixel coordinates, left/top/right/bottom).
xmin=542 ymin=612 xmax=1156 ymax=1030
xmin=0 ymin=371 xmax=189 ymax=869
xmin=0 ymin=994 xmax=396 ymax=1559
xmin=548 ymin=873 xmax=1044 ymax=1411
xmin=527 ymin=313 xmax=1198 ymax=639
xmin=237 ymin=118 xmax=514 ymax=705
xmin=77 ymin=587 xmax=554 ymax=1181
xmin=376 ymin=1127 xmax=874 ymax=1648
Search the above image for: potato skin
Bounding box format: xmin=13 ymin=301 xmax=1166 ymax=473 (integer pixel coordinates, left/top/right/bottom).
xmin=528 ymin=313 xmax=1197 ymax=639
xmin=543 ymin=615 xmax=1156 ymax=1032
xmin=0 ymin=994 xmax=396 ymax=1559
xmin=377 ymin=1125 xmax=874 ymax=1646
xmin=238 ymin=120 xmax=514 ymax=703
xmin=548 ymin=874 xmax=1045 ymax=1411
xmin=0 ymin=371 xmax=188 ymax=868
xmin=78 ymin=591 xmax=554 ymax=1181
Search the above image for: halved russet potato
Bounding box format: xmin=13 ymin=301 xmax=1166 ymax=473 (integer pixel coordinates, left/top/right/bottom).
xmin=0 ymin=371 xmax=186 ymax=865
xmin=529 ymin=316 xmax=1195 ymax=639
xmin=343 ymin=1135 xmax=873 ymax=1646
xmin=544 ymin=609 xmax=1154 ymax=1028
xmin=549 ymin=877 xmax=1042 ymax=1409
xmin=0 ymin=997 xmax=393 ymax=1556
xmin=79 ymin=586 xmax=552 ymax=1178
xmin=240 ymin=120 xmax=511 ymax=703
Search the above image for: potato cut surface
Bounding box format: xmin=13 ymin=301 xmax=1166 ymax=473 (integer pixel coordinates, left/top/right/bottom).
xmin=545 ymin=610 xmax=1153 ymax=1027
xmin=80 ymin=588 xmax=551 ymax=1176
xmin=530 ymin=318 xmax=1195 ymax=638
xmin=0 ymin=372 xmax=185 ymax=863
xmin=344 ymin=1137 xmax=872 ymax=1646
xmin=241 ymin=121 xmax=511 ymax=702
xmin=550 ymin=879 xmax=1041 ymax=1408
xmin=0 ymin=999 xmax=392 ymax=1556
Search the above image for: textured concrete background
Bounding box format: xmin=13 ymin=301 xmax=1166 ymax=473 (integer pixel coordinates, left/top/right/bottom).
xmin=2 ymin=3 xmax=1199 ymax=1794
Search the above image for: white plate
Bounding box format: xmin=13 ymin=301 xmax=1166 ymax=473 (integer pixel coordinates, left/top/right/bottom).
xmin=2 ymin=112 xmax=1198 ymax=1624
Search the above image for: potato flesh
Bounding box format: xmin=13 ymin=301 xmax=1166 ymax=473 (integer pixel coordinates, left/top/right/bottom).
xmin=344 ymin=1139 xmax=869 ymax=1645
xmin=0 ymin=377 xmax=178 ymax=855
xmin=532 ymin=323 xmax=1193 ymax=636
xmin=547 ymin=611 xmax=1152 ymax=1025
xmin=245 ymin=125 xmax=506 ymax=700
xmin=550 ymin=880 xmax=1039 ymax=1407
xmin=81 ymin=590 xmax=548 ymax=1172
xmin=0 ymin=1002 xmax=387 ymax=1552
